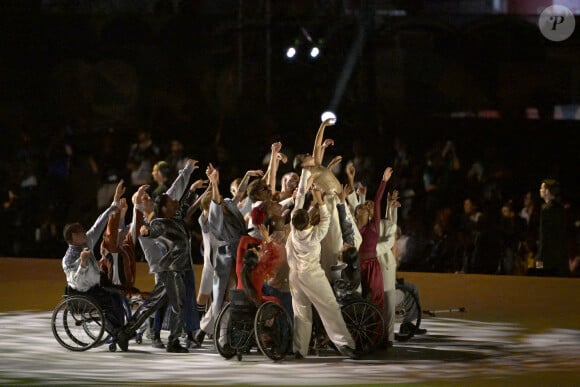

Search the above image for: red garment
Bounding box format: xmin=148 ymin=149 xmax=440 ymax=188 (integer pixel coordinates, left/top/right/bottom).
xmin=358 ymin=179 xmax=387 ymax=311
xmin=236 ymin=235 xmax=283 ymax=304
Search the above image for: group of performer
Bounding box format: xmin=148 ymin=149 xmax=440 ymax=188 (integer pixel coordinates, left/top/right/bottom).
xmin=61 ymin=118 xmax=416 ymax=358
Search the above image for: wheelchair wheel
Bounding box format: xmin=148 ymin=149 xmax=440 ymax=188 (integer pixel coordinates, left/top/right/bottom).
xmin=51 ymin=296 xmax=105 ymax=351
xmin=215 ymin=302 xmax=257 ymax=360
xmin=394 ymin=286 xmax=422 ymax=341
xmin=341 ymin=300 xmax=385 ymax=355
xmin=214 ymin=303 xmax=236 ymax=359
xmin=254 ymin=301 xmax=292 ymax=361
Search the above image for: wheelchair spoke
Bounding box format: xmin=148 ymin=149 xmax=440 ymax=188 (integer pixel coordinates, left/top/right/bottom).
xmin=52 ymin=296 xmax=105 ymax=351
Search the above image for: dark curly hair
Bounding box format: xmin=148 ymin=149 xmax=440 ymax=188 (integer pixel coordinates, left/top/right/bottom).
xmin=241 ymin=246 xmax=260 ymax=306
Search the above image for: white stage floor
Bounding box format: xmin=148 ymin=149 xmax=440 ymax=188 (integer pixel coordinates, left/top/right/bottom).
xmin=1 ymin=311 xmax=579 ymax=386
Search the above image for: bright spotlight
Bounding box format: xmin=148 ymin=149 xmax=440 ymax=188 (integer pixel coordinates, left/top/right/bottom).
xmin=321 ymin=111 xmax=337 ymax=124
xmin=286 ymin=47 xmax=297 ymax=59
xmin=310 ymin=46 xmax=320 ymax=58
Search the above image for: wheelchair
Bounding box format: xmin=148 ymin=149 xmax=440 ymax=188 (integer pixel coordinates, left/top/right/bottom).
xmin=51 ymin=286 xmax=144 ymax=352
xmin=394 ymin=278 xmax=422 ymax=341
xmin=310 ymin=263 xmax=385 ymax=356
xmin=213 ymin=289 xmax=293 ymax=361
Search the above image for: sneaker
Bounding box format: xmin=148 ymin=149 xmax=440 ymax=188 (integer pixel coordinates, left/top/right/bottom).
xmin=151 ymin=336 xmax=165 ymax=349
xmin=166 ymin=340 xmax=189 ymax=353
xmin=338 ymin=345 xmax=360 ymax=360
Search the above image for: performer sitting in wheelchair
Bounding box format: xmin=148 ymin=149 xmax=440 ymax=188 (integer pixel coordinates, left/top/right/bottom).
xmin=61 ymin=179 xmax=127 ymax=338
xmin=236 ymin=223 xmax=284 ymax=306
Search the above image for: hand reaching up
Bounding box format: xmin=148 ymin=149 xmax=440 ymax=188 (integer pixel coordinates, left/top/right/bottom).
xmin=382 ymin=167 xmax=393 ymax=182
xmin=190 ymin=179 xmax=209 ymax=192
xmin=338 ymin=184 xmax=352 ymax=204
xmin=187 ymin=159 xmax=199 ymax=170
xmin=113 ymin=179 xmax=126 ymax=204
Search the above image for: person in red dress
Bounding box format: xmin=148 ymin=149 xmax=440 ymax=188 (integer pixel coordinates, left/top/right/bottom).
xmin=236 ymin=223 xmax=284 ymax=305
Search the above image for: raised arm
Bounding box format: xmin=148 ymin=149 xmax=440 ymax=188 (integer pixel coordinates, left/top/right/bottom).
xmin=294 ymin=168 xmax=313 ymax=211
xmin=312 ymin=118 xmax=335 ymax=165
xmin=326 ymin=155 xmax=342 ymax=171
xmin=234 ymin=169 xmax=264 ymax=204
xmin=337 ymin=184 xmax=356 ymax=246
xmin=102 ymin=201 xmax=122 ymax=252
xmin=372 ymin=167 xmax=393 ymax=230
xmin=206 ymin=163 xmax=222 ymax=204
xmin=264 ymin=142 xmax=282 ymax=193
xmin=166 ymin=158 xmax=198 ymax=200
xmin=183 ymin=180 xmax=210 ymax=223
xmin=386 ymin=190 xmax=400 ymax=224
xmin=87 ymin=179 xmax=125 ymax=248
xmin=129 ymin=185 xmax=149 ymax=243
xmin=311 ymin=187 xmax=331 ymax=242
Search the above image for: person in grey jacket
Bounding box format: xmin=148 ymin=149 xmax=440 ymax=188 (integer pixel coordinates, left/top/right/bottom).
xmin=117 ymin=159 xmax=204 ymax=352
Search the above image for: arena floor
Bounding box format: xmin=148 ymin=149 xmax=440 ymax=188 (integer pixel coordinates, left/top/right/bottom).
xmin=1 ymin=258 xmax=579 ymax=386
xmin=0 ymin=310 xmax=579 ymax=386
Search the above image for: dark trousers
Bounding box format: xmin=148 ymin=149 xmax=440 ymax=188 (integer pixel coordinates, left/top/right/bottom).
xmin=151 ymin=270 xmax=199 ymax=337
xmin=124 ymin=270 xmax=186 ymax=343
xmin=72 ymin=285 xmax=126 ymax=336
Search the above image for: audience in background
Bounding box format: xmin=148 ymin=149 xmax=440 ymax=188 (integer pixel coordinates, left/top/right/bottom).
xmin=1 ymin=123 xmax=577 ymax=278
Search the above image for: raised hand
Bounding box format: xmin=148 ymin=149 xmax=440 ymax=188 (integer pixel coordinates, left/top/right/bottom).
xmin=326 ymin=155 xmax=342 ymax=171
xmin=345 ymin=161 xmax=355 ymax=179
xmin=338 ymin=184 xmax=353 ymax=203
xmin=119 ymin=198 xmax=128 ymax=216
xmin=113 ymin=179 xmax=126 ymax=204
xmin=206 ymin=163 xmax=216 ymax=179
xmin=190 ymin=179 xmax=209 ymax=192
xmin=206 ymin=164 xmax=220 ymax=186
xmin=133 ymin=184 xmax=150 ymax=205
xmin=256 ymin=224 xmax=271 ymax=244
xmin=382 ymin=167 xmax=393 ymax=182
xmin=322 ymin=138 xmax=334 ymax=149
xmin=271 ymin=142 xmax=282 ymax=153
xmin=139 ymin=225 xmax=150 ymax=236
xmin=323 ymin=117 xmax=336 ymax=126
xmin=387 ymin=190 xmax=401 ymax=208
xmin=247 ymin=169 xmax=264 ymax=177
xmin=80 ymin=248 xmax=90 ymax=268
xmin=187 ymin=159 xmax=199 ymax=170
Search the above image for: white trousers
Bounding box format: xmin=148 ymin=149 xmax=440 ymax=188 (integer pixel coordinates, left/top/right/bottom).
xmin=290 ymin=267 xmax=354 ymax=356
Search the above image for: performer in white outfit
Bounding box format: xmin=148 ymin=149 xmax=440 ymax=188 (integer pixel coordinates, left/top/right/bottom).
xmin=376 ymin=190 xmax=401 ymax=345
xmin=286 ymin=168 xmax=358 ymax=359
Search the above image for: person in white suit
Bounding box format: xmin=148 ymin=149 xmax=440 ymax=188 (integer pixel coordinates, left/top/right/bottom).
xmin=376 ymin=190 xmax=401 ymax=346
xmin=286 ymin=168 xmax=358 ymax=360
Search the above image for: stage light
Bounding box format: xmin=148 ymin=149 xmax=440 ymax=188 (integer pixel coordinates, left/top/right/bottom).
xmin=286 ymin=46 xmax=297 ymax=59
xmin=321 ymin=111 xmax=337 ymax=124
xmin=310 ymin=46 xmax=320 ymax=58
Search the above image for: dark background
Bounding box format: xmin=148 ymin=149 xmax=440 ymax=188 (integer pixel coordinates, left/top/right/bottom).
xmin=0 ymin=0 xmax=578 ymax=261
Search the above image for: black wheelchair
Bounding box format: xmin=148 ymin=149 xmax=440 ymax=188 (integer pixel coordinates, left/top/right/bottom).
xmin=213 ymin=289 xmax=293 ymax=361
xmin=51 ymin=286 xmax=143 ymax=352
xmin=310 ymin=262 xmax=386 ymax=356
